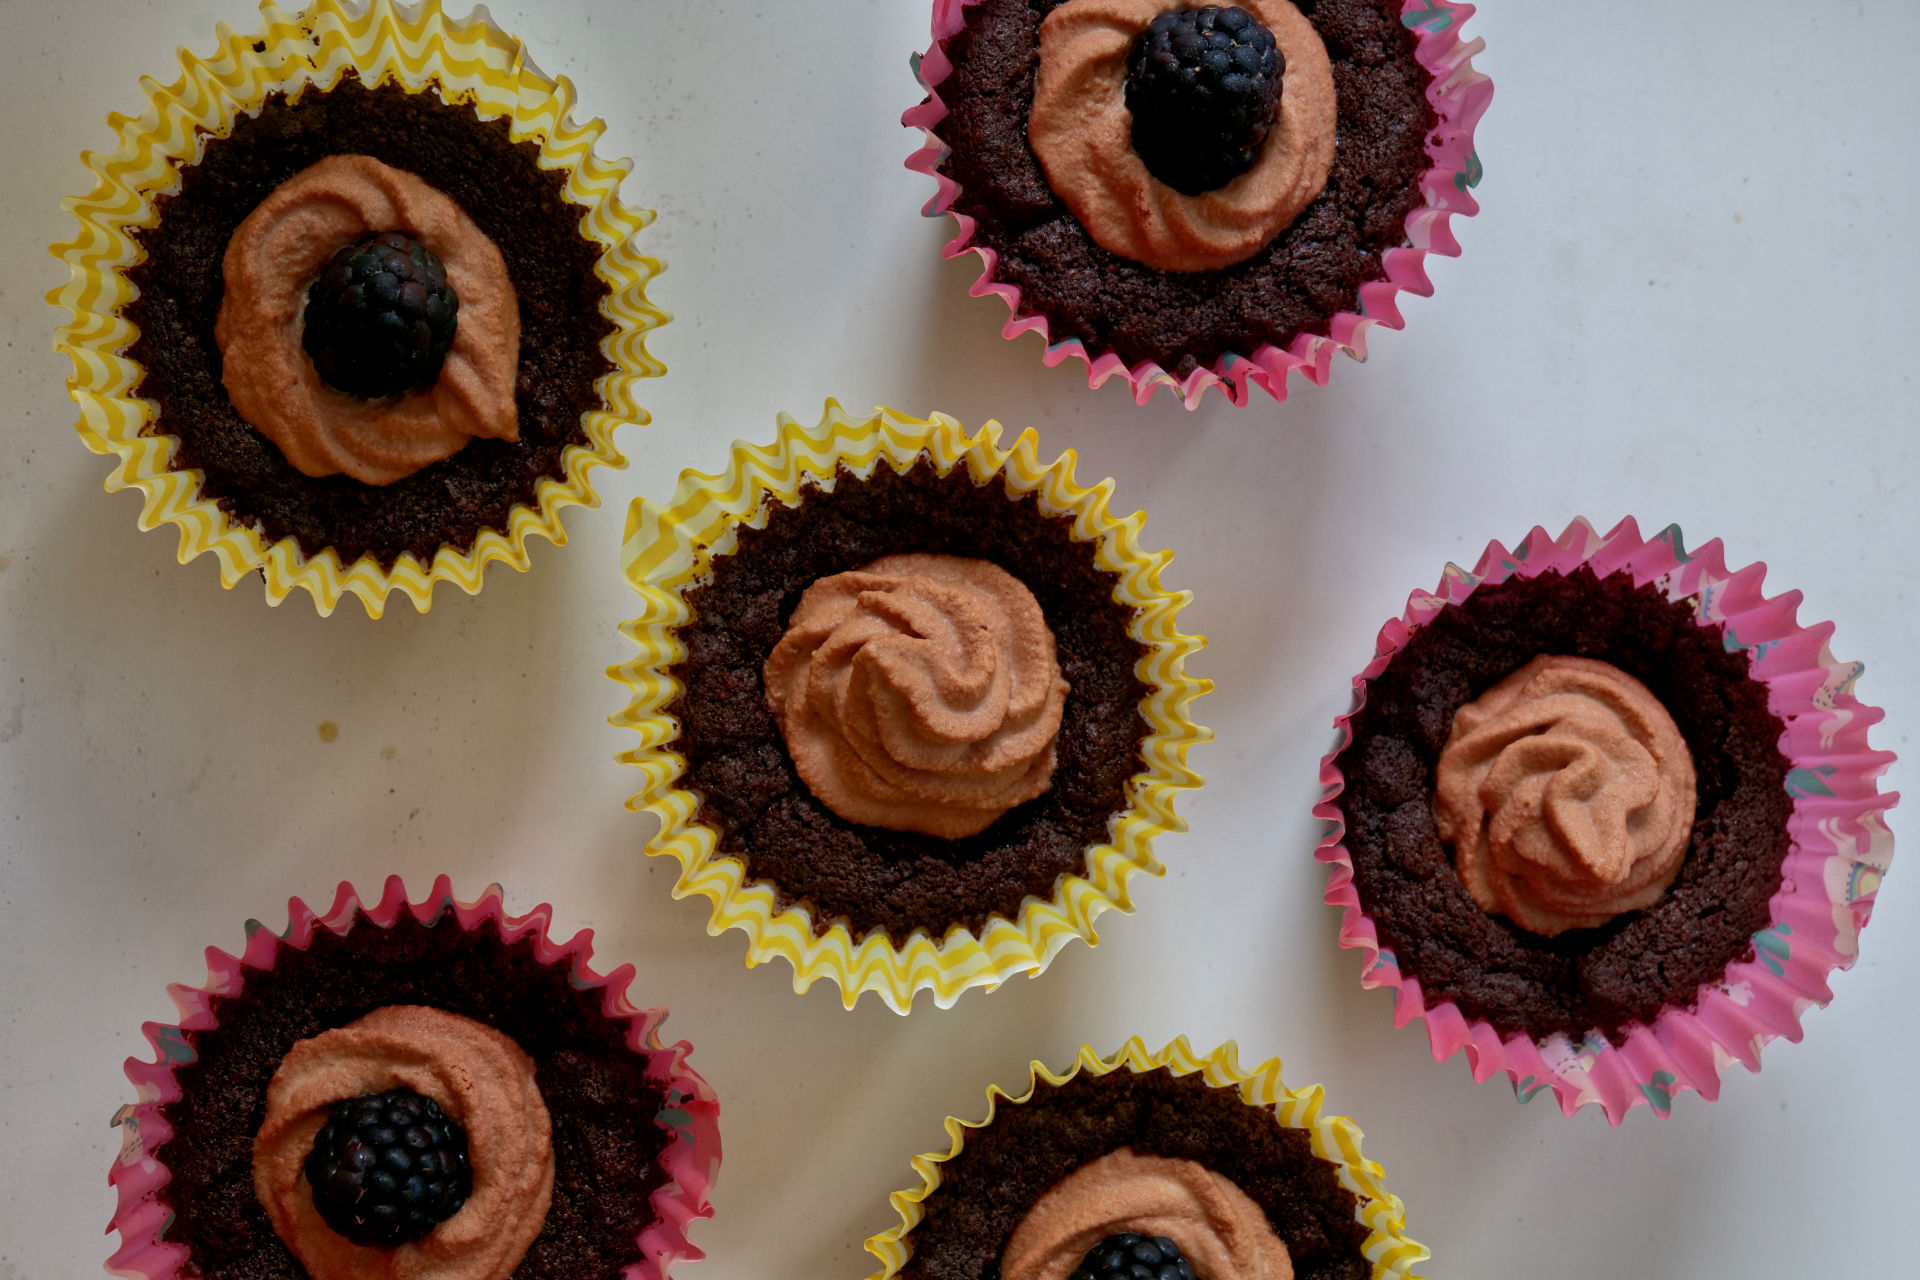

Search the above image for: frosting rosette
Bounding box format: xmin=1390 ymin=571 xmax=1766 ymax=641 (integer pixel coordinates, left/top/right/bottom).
xmin=1002 ymin=1149 xmax=1293 ymax=1280
xmin=1435 ymin=655 xmax=1695 ymax=935
xmin=1028 ymin=0 xmax=1337 ymax=273
xmin=251 ymin=1005 xmax=553 ymax=1280
xmin=216 ymin=154 xmax=521 ymax=486
xmin=764 ymin=553 xmax=1070 ymax=838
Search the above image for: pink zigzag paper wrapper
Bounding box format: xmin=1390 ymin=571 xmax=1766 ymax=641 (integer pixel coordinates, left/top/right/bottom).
xmin=863 ymin=1036 xmax=1430 ymax=1279
xmin=1315 ymin=518 xmax=1899 ymax=1123
xmin=48 ymin=0 xmax=665 ymax=617
xmin=902 ymin=0 xmax=1492 ymax=409
xmin=107 ymin=875 xmax=720 ymax=1280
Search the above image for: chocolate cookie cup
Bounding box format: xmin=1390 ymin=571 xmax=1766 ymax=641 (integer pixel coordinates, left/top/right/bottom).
xmin=49 ymin=0 xmax=665 ymax=616
xmin=904 ymin=0 xmax=1492 ymax=407
xmin=1317 ymin=519 xmax=1898 ymax=1122
xmin=863 ymin=1037 xmax=1428 ymax=1280
xmin=608 ymin=404 xmax=1210 ymax=1011
xmin=109 ymin=876 xmax=720 ymax=1280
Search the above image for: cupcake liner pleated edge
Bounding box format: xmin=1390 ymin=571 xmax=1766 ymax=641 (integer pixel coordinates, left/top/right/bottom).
xmin=862 ymin=1036 xmax=1430 ymax=1280
xmin=902 ymin=0 xmax=1492 ymax=409
xmin=1315 ymin=517 xmax=1900 ymax=1123
xmin=107 ymin=874 xmax=720 ymax=1280
xmin=607 ymin=401 xmax=1212 ymax=1013
xmin=48 ymin=0 xmax=665 ymax=617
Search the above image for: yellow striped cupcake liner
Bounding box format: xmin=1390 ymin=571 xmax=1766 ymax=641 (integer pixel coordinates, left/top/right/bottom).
xmin=864 ymin=1036 xmax=1430 ymax=1280
xmin=608 ymin=403 xmax=1211 ymax=1012
xmin=47 ymin=0 xmax=665 ymax=617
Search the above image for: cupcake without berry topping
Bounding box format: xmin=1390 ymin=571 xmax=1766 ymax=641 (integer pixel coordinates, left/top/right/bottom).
xmin=1318 ymin=518 xmax=1898 ymax=1121
xmin=609 ymin=403 xmax=1210 ymax=1011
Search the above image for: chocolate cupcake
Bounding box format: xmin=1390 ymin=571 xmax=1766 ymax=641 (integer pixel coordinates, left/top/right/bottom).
xmin=1318 ymin=519 xmax=1898 ymax=1121
xmin=904 ymin=0 xmax=1492 ymax=406
xmin=863 ymin=1037 xmax=1428 ymax=1280
xmin=608 ymin=403 xmax=1210 ymax=1011
xmin=108 ymin=877 xmax=720 ymax=1280
xmin=49 ymin=0 xmax=664 ymax=615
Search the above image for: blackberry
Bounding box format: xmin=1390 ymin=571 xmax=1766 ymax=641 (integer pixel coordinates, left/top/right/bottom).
xmin=1124 ymin=5 xmax=1285 ymax=195
xmin=302 ymin=231 xmax=460 ymax=399
xmin=303 ymin=1088 xmax=472 ymax=1247
xmin=1070 ymin=1233 xmax=1199 ymax=1280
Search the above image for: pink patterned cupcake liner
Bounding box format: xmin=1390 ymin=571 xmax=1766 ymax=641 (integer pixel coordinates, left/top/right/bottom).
xmin=107 ymin=875 xmax=721 ymax=1280
xmin=903 ymin=0 xmax=1493 ymax=408
xmin=1315 ymin=518 xmax=1898 ymax=1123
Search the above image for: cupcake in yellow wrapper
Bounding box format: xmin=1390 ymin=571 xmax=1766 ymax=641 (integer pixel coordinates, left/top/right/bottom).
xmin=608 ymin=403 xmax=1210 ymax=1012
xmin=48 ymin=0 xmax=665 ymax=617
xmin=864 ymin=1036 xmax=1429 ymax=1280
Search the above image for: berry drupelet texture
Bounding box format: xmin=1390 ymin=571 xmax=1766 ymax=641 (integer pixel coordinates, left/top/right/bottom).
xmin=1070 ymin=1232 xmax=1199 ymax=1280
xmin=304 ymin=1087 xmax=473 ymax=1247
xmin=303 ymin=231 xmax=460 ymax=399
xmin=1124 ymin=5 xmax=1285 ymax=195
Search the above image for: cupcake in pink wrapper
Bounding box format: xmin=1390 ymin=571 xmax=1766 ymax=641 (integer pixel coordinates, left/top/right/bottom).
xmin=903 ymin=0 xmax=1492 ymax=408
xmin=1316 ymin=518 xmax=1898 ymax=1123
xmin=109 ymin=876 xmax=720 ymax=1280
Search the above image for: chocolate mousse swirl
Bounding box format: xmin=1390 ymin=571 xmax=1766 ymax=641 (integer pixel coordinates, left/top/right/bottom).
xmin=1435 ymin=655 xmax=1698 ymax=936
xmin=1003 ymin=1148 xmax=1294 ymax=1280
xmin=1027 ymin=0 xmax=1337 ymax=273
xmin=216 ymin=154 xmax=520 ymax=486
xmin=763 ymin=552 xmax=1070 ymax=839
xmin=251 ymin=1005 xmax=552 ymax=1280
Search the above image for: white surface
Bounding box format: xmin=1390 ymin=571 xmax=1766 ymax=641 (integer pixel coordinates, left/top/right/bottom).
xmin=1 ymin=0 xmax=1915 ymax=1275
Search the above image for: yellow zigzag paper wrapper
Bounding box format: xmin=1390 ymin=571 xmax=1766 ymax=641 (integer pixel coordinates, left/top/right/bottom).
xmin=863 ymin=1036 xmax=1431 ymax=1279
xmin=608 ymin=404 xmax=1211 ymax=1011
xmin=48 ymin=0 xmax=664 ymax=617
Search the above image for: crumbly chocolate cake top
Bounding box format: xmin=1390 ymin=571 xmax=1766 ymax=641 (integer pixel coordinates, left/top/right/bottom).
xmin=1336 ymin=566 xmax=1792 ymax=1041
xmin=900 ymin=1066 xmax=1371 ymax=1280
xmin=932 ymin=0 xmax=1436 ymax=375
xmin=125 ymin=75 xmax=615 ymax=568
xmin=158 ymin=911 xmax=671 ymax=1280
xmin=666 ymin=460 xmax=1149 ymax=944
